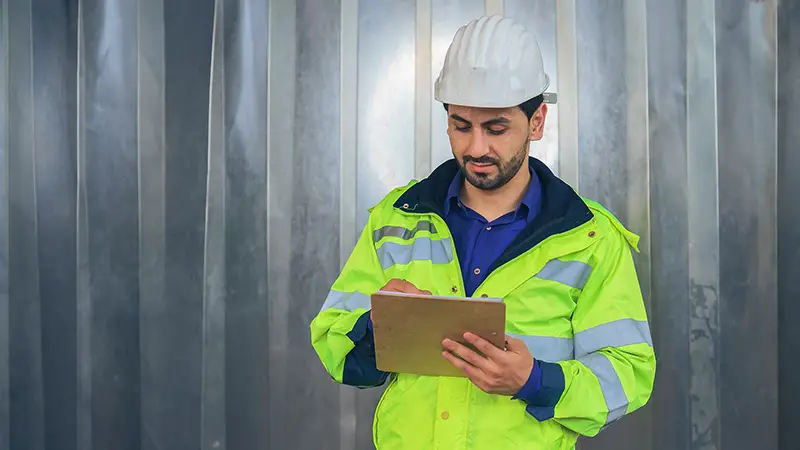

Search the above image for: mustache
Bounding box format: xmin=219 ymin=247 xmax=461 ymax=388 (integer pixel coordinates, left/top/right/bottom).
xmin=462 ymin=155 xmax=499 ymax=165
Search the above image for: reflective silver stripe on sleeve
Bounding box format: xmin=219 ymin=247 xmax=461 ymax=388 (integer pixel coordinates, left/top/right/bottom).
xmin=574 ymin=318 xmax=653 ymax=359
xmin=578 ymin=353 xmax=628 ymax=424
xmin=376 ymin=237 xmax=453 ymax=270
xmin=534 ymin=259 xmax=592 ymax=290
xmin=373 ymin=220 xmax=437 ymax=242
xmin=507 ymin=333 xmax=574 ymax=362
xmin=319 ymin=290 xmax=371 ymax=313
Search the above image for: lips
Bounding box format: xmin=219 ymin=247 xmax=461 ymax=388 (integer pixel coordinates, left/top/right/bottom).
xmin=469 ymin=161 xmax=495 ymax=173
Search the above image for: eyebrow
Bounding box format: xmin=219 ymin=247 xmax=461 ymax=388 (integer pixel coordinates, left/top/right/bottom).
xmin=449 ymin=114 xmax=511 ymax=127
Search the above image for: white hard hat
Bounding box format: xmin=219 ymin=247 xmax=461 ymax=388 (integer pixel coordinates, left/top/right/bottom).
xmin=434 ymin=15 xmax=550 ymax=108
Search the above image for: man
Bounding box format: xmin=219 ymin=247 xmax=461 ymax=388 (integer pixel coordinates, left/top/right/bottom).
xmin=310 ymin=15 xmax=655 ymax=449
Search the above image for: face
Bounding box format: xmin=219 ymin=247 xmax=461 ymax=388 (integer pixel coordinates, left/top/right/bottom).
xmin=447 ymin=103 xmax=547 ymax=190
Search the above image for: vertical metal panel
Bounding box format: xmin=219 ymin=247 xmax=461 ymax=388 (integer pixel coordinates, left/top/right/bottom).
xmin=30 ymin=2 xmax=79 ymax=450
xmin=202 ymin=1 xmax=226 ymax=450
xmin=348 ymin=0 xmax=385 ymax=447
xmin=430 ymin=0 xmax=484 ymax=168
xmin=686 ymin=2 xmax=720 ymax=449
xmin=136 ymin=0 xmax=169 ymax=447
xmin=80 ymin=0 xmax=141 ymax=448
xmin=222 ymin=0 xmax=271 ymax=447
xmin=577 ymin=1 xmax=652 ymax=448
xmin=292 ymin=1 xmax=342 ymax=448
xmin=778 ymin=2 xmax=800 ymax=449
xmin=353 ymin=0 xmax=416 ymax=442
xmin=203 ymin=8 xmax=230 ymax=449
xmin=415 ymin=0 xmax=432 ymax=180
xmin=645 ymin=1 xmax=690 ymax=450
xmin=6 ymin=0 xmax=45 ymax=448
xmin=505 ymin=0 xmax=559 ymax=173
xmin=575 ymin=0 xmax=627 ymax=216
xmin=266 ymin=0 xmax=295 ymax=447
xmin=142 ymin=0 xmax=215 ymax=447
xmin=75 ymin=2 xmax=92 ymax=447
xmin=341 ymin=0 xmax=357 ymax=267
xmin=621 ymin=0 xmax=651 ymax=319
xmin=716 ymin=1 xmax=778 ymax=449
xmin=555 ymin=0 xmax=578 ymax=188
xmin=0 ymin=1 xmax=8 ymax=448
xmin=357 ymin=0 xmax=415 ymax=231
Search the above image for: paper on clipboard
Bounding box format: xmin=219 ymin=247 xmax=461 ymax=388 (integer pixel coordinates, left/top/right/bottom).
xmin=370 ymin=290 xmax=506 ymax=378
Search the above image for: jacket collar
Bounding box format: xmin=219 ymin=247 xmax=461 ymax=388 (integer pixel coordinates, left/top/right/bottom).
xmin=395 ymin=156 xmax=589 ymax=224
xmin=394 ymin=157 xmax=593 ymax=269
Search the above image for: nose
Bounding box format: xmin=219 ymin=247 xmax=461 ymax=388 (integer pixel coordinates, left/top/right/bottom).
xmin=466 ymin=129 xmax=491 ymax=158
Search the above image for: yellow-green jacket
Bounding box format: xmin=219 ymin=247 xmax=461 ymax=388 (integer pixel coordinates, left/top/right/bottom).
xmin=310 ymin=157 xmax=656 ymax=449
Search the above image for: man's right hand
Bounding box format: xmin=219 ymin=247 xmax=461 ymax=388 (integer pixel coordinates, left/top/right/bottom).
xmin=379 ymin=278 xmax=432 ymax=296
xmin=371 ymin=279 xmax=431 ymax=321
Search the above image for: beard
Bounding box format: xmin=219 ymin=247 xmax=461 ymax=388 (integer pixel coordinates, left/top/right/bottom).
xmin=456 ymin=137 xmax=529 ymax=191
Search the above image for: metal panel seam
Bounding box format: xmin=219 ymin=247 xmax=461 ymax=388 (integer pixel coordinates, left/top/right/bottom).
xmin=201 ymin=0 xmax=227 ymax=448
xmin=75 ymin=0 xmax=92 ymax=448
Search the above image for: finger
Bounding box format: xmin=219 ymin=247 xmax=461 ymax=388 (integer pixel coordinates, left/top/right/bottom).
xmin=381 ymin=279 xmax=413 ymax=293
xmin=391 ymin=279 xmax=421 ymax=293
xmin=443 ymin=352 xmax=495 ymax=393
xmin=442 ymin=350 xmax=486 ymax=380
xmin=442 ymin=339 xmax=492 ymax=370
xmin=401 ymin=281 xmax=428 ymax=294
xmin=395 ymin=280 xmax=430 ymax=295
xmin=464 ymin=332 xmax=506 ymax=360
xmin=381 ymin=278 xmax=405 ymax=291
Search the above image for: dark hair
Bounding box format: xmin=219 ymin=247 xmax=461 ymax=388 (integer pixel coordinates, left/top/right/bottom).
xmin=442 ymin=94 xmax=545 ymax=120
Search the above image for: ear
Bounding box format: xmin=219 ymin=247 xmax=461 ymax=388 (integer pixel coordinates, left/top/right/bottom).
xmin=528 ymin=103 xmax=548 ymax=141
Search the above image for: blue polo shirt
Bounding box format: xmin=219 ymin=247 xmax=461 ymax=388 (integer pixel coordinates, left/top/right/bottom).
xmin=443 ymin=166 xmax=545 ymax=408
xmin=443 ymin=168 xmax=543 ymax=296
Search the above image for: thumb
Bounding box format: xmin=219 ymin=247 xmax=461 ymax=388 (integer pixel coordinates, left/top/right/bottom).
xmin=504 ymin=335 xmax=528 ymax=354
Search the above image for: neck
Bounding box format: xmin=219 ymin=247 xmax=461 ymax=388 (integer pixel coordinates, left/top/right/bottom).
xmin=460 ymin=165 xmax=531 ymax=222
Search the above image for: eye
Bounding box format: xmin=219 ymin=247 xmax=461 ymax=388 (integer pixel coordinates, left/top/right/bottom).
xmin=487 ymin=128 xmax=507 ymax=136
xmin=454 ymin=125 xmax=471 ymax=133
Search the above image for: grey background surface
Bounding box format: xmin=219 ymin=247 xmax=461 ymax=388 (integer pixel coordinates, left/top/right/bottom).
xmin=0 ymin=0 xmax=797 ymax=449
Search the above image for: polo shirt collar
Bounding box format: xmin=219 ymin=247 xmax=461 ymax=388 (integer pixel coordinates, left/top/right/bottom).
xmin=443 ymin=165 xmax=541 ymax=222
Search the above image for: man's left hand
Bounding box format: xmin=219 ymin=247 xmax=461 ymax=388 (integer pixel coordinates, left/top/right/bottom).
xmin=442 ymin=333 xmax=534 ymax=396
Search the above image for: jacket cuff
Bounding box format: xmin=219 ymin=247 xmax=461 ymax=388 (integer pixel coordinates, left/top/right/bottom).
xmin=520 ymin=361 xmax=565 ymax=421
xmin=346 ymin=310 xmax=373 ymax=342
xmin=342 ymin=311 xmax=388 ymax=388
xmin=512 ymin=359 xmax=543 ymax=403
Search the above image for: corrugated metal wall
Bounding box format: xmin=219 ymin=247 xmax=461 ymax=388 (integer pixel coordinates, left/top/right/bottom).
xmin=0 ymin=0 xmax=797 ymax=449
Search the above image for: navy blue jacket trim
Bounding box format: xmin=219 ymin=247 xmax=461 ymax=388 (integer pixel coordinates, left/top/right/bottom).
xmin=341 ymin=312 xmax=389 ymax=388
xmin=512 ymin=359 xmax=543 ymax=404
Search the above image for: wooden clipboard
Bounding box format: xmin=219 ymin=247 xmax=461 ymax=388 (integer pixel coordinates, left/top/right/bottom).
xmin=370 ymin=291 xmax=506 ymax=378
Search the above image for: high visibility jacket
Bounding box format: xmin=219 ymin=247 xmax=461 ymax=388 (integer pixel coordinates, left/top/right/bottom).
xmin=310 ymin=157 xmax=656 ymax=450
